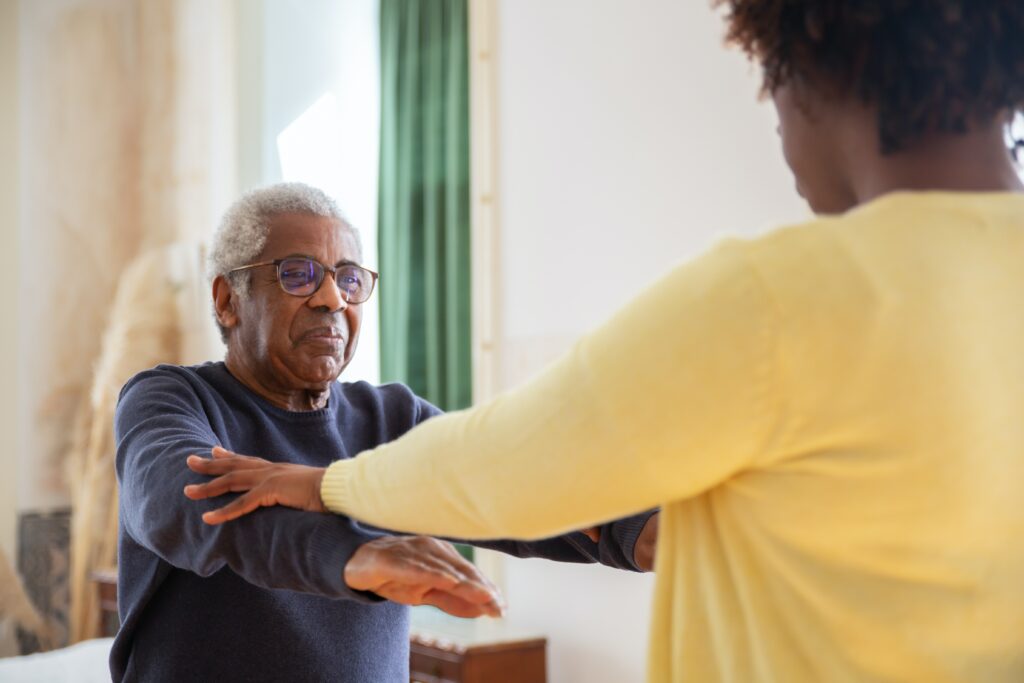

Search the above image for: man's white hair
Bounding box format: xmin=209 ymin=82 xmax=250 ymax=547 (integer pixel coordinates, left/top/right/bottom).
xmin=208 ymin=182 xmax=362 ymax=297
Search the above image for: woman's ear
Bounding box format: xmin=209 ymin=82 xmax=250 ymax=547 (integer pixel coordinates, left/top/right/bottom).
xmin=212 ymin=275 xmax=239 ymax=332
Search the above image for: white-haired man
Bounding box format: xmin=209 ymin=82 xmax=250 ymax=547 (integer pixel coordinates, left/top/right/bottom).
xmin=112 ymin=182 xmax=657 ymax=682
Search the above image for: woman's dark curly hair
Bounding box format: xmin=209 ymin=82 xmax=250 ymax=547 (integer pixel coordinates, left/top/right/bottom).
xmin=716 ymin=1 xmax=1024 ymax=154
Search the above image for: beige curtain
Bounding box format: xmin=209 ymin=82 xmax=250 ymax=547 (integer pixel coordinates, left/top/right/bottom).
xmin=18 ymin=0 xmax=235 ymax=644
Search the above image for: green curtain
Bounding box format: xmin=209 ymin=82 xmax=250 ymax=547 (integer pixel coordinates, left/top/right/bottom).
xmin=378 ymin=0 xmax=472 ymax=412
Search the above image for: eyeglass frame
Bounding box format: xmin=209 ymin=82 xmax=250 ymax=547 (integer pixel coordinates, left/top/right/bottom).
xmin=227 ymin=257 xmax=379 ymax=304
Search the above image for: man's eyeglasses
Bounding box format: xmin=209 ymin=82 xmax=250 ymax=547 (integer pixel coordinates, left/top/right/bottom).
xmin=228 ymin=257 xmax=378 ymax=304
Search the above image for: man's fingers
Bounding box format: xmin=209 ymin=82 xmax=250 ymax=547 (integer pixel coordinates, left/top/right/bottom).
xmin=431 ymin=543 xmax=501 ymax=596
xmin=372 ymin=581 xmax=503 ymax=619
xmin=421 ymin=589 xmax=498 ymax=619
xmin=348 ymin=558 xmax=460 ymax=594
xmin=437 ymin=556 xmax=499 ymax=597
xmin=410 ymin=541 xmax=504 ymax=608
xmin=449 ymin=555 xmax=499 ymax=594
xmin=398 ymin=551 xmax=500 ymax=607
xmin=201 ymin=491 xmax=264 ymax=525
xmin=412 ymin=550 xmax=504 ymax=609
xmin=347 ymin=554 xmax=502 ymax=608
xmin=343 ymin=536 xmax=505 ymax=616
xmin=443 ymin=576 xmax=505 ymax=612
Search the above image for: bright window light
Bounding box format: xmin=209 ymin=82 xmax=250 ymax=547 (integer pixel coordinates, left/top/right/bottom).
xmin=277 ymin=94 xmax=345 ymax=195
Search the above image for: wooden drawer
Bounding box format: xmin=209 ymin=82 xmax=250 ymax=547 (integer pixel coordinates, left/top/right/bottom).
xmin=409 ymin=632 xmax=547 ymax=683
xmin=409 ymin=605 xmax=548 ymax=682
xmin=410 ymin=641 xmax=464 ymax=682
xmin=91 ymin=569 xmax=119 ymax=638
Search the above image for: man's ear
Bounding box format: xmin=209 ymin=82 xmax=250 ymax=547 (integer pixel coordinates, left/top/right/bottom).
xmin=212 ymin=275 xmax=240 ymax=331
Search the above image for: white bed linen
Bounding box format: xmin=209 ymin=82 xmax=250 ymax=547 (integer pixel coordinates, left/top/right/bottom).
xmin=0 ymin=638 xmax=113 ymax=682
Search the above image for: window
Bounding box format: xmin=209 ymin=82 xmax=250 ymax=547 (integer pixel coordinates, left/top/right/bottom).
xmin=238 ymin=0 xmax=382 ymax=384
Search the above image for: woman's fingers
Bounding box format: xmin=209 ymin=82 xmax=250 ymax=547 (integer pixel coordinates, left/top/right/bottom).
xmin=200 ymin=490 xmax=266 ymax=525
xmin=185 ymin=457 xmax=328 ymax=521
xmin=211 ymin=446 xmax=239 ymax=459
xmin=184 ymin=470 xmax=258 ymax=499
xmin=186 ymin=453 xmax=266 ymax=476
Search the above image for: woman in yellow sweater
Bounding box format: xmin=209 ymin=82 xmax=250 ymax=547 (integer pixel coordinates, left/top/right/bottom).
xmin=186 ymin=2 xmax=1024 ymax=680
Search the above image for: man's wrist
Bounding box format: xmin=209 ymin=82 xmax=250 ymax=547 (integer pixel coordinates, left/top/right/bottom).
xmin=312 ymin=467 xmax=327 ymax=513
xmin=343 ymin=539 xmax=385 ymax=600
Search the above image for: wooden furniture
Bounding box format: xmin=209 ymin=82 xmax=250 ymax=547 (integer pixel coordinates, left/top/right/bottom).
xmin=91 ymin=569 xmax=119 ymax=638
xmin=409 ymin=607 xmax=547 ymax=683
xmin=93 ymin=573 xmax=548 ymax=682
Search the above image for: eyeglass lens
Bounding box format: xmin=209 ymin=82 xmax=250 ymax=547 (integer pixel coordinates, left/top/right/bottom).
xmin=277 ymin=258 xmax=373 ymax=303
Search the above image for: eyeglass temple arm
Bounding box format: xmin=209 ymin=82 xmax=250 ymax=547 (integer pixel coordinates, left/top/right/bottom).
xmin=226 ymin=261 xmax=277 ymax=274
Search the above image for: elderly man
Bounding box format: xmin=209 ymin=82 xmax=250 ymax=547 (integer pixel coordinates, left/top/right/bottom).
xmin=113 ymin=182 xmax=656 ymax=682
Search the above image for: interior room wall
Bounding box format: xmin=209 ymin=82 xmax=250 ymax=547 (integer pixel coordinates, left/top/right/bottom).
xmin=0 ymin=0 xmax=21 ymax=562
xmin=487 ymin=1 xmax=808 ymax=680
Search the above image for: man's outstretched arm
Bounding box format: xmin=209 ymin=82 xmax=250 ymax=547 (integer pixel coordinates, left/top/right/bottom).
xmin=118 ymin=370 xmax=501 ymax=616
xmin=469 ymin=510 xmax=658 ymax=572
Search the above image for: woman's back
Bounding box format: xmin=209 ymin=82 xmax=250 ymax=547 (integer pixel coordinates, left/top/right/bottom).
xmin=653 ymin=191 xmax=1024 ymax=681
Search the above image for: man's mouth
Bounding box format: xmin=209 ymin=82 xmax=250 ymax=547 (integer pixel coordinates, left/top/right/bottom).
xmin=300 ymin=326 xmax=347 ymax=346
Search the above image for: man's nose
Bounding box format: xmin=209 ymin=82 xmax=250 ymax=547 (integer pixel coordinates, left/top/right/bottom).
xmin=307 ymin=273 xmax=349 ymax=312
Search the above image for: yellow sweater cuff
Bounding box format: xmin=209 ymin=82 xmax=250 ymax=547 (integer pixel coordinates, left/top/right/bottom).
xmin=320 ymin=459 xmax=353 ymax=515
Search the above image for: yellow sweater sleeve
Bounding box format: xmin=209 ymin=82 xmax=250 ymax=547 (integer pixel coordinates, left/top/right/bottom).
xmin=321 ymin=240 xmax=779 ymax=539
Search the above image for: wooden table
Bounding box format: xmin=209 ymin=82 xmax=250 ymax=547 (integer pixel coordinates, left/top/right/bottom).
xmin=409 ymin=606 xmax=547 ymax=683
xmin=90 ymin=569 xmax=119 ymax=638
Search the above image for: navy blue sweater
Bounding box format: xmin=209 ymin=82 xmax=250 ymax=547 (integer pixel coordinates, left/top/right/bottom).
xmin=112 ymin=362 xmax=652 ymax=682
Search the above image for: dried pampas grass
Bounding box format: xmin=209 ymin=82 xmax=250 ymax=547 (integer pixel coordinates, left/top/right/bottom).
xmin=0 ymin=547 xmax=53 ymax=651
xmin=67 ymin=242 xmax=223 ymax=643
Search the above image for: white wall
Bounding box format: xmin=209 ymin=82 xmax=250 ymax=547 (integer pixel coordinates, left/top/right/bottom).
xmin=237 ymin=0 xmax=382 ymax=384
xmin=489 ymin=1 xmax=808 ymax=680
xmin=0 ymin=0 xmax=20 ymax=560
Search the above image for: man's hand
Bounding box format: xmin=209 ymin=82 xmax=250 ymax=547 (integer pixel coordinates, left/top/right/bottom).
xmin=346 ymin=536 xmax=505 ymax=619
xmin=184 ymin=447 xmax=326 ymax=524
xmin=633 ymin=513 xmax=659 ymax=572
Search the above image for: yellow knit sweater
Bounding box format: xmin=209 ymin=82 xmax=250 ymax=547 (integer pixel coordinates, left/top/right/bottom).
xmin=323 ymin=192 xmax=1024 ymax=682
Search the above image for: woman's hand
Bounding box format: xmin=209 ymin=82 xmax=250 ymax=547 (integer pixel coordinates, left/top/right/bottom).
xmin=184 ymin=446 xmax=326 ymax=524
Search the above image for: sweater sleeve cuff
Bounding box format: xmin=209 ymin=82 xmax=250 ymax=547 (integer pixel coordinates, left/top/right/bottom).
xmin=303 ymin=514 xmax=386 ymax=604
xmin=606 ymin=510 xmax=657 ymax=572
xmin=321 ymin=459 xmax=355 ymax=515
